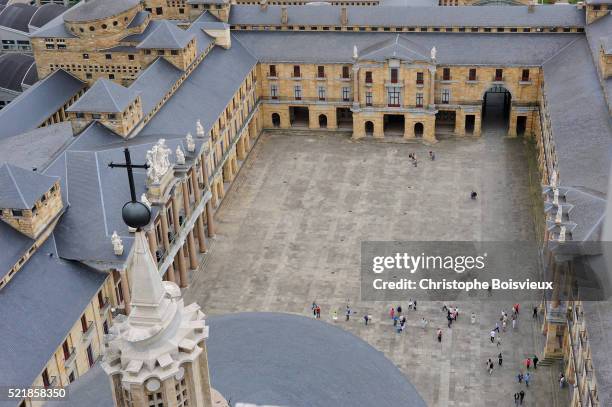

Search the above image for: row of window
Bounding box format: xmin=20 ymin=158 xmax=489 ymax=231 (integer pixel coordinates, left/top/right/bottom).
xmin=68 ymin=16 xmax=129 ymax=34
xmin=441 ymin=67 xmax=529 ymax=82
xmin=1 ymin=39 xmax=31 ymax=51
xmin=270 ymin=84 xmax=352 ymax=101
xmin=269 ymin=64 xmax=351 ymax=79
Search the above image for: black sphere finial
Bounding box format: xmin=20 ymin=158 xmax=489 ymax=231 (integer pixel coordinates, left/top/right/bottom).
xmin=122 ymin=201 xmax=151 ymax=229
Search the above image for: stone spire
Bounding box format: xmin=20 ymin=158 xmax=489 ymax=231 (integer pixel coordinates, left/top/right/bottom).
xmin=101 ymin=230 xmax=227 ymax=406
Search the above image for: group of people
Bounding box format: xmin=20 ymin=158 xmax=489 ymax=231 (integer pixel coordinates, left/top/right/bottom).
xmin=389 ymin=302 xmax=419 ymax=333
xmin=408 ymin=151 xmax=436 ymax=168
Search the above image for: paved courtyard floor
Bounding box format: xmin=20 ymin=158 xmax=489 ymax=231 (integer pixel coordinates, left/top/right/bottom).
xmin=185 ymin=122 xmax=566 ymax=407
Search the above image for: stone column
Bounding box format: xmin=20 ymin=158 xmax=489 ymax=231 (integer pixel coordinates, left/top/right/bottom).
xmin=428 ymin=66 xmax=436 ymax=109
xmin=352 ymin=64 xmax=360 ymax=109
xmin=171 ymin=194 xmax=188 ymax=288
xmin=187 ymin=231 xmax=198 ymax=269
xmin=166 ymin=263 xmax=176 ymax=283
xmin=507 ymin=107 xmax=518 ymax=137
xmin=237 ymin=137 xmax=246 ymax=160
xmin=196 ymin=214 xmax=207 ymax=253
xmin=201 ymin=156 xmax=216 ymax=237
xmin=120 ymin=270 xmax=131 ymax=315
xmin=403 ymin=116 xmax=414 ymax=139
xmin=176 ymin=247 xmax=187 ymax=288
xmin=473 ymin=113 xmax=482 ymax=137
xmin=454 ymin=109 xmax=466 ymax=137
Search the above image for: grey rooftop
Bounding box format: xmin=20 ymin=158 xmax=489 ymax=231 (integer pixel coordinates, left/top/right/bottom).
xmin=0 ymin=69 xmax=85 ymax=139
xmin=29 ymin=3 xmax=66 ymax=29
xmin=0 ymin=3 xmax=36 ymax=32
xmin=136 ymin=19 xmax=195 ymax=49
xmin=0 ymin=163 xmax=59 ymax=210
xmin=63 ymin=0 xmax=139 ymax=23
xmin=0 ymin=53 xmax=37 ymax=93
xmin=359 ymin=34 xmax=430 ymax=62
xmin=44 ymin=312 xmax=427 ymax=407
xmin=228 ymin=5 xmax=586 ymax=28
xmin=67 ymin=78 xmax=139 ymax=113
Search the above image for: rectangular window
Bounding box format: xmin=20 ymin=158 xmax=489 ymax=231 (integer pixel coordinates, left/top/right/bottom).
xmin=293 ymin=65 xmax=300 ymax=78
xmin=387 ymin=87 xmax=400 ymax=107
xmin=155 ymin=6 xmax=163 ymax=14
xmin=46 ymin=44 xmax=54 ymax=49
xmin=317 ymin=65 xmax=325 ymax=78
xmin=416 ymin=72 xmax=424 ymax=85
xmin=108 ymin=113 xmax=116 ymax=120
xmin=294 ymin=84 xmax=301 ymax=100
xmin=62 ymin=340 xmax=70 ymax=360
xmin=83 ymin=53 xmax=89 ymax=59
xmin=495 ymin=69 xmax=503 ymax=81
xmin=270 ymin=84 xmax=278 ymax=99
xmin=86 ymin=345 xmax=94 ymax=367
xmin=521 ymin=69 xmax=530 ymax=81
xmin=342 ymin=87 xmax=350 ymax=101
xmin=365 ymin=91 xmax=372 ymax=106
xmin=128 ymin=54 xmax=134 ymax=60
xmin=342 ymin=66 xmax=350 ymax=79
xmin=12 ymin=209 xmax=23 ymax=217
xmin=365 ymin=71 xmax=372 ymax=84
xmin=390 ymin=68 xmax=398 ymax=84
xmin=171 ymin=50 xmax=178 ymax=55
xmin=442 ymin=68 xmax=451 ymax=81
xmin=105 ymin=54 xmax=111 ymax=60
xmin=318 ymin=86 xmax=326 ymax=101
xmin=42 ymin=369 xmax=50 ymax=388
xmin=80 ymin=315 xmax=88 ymax=332
xmin=269 ymin=64 xmax=276 ymax=77
xmin=468 ymin=68 xmax=476 ymax=81
xmin=416 ymin=93 xmax=423 ymax=107
xmin=441 ymin=89 xmax=450 ymax=104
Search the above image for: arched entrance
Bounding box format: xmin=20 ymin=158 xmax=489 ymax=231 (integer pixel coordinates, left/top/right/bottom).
xmin=383 ymin=114 xmax=405 ymax=137
xmin=482 ymin=86 xmax=511 ymax=129
xmin=272 ymin=113 xmax=281 ymax=128
xmin=318 ymin=114 xmax=327 ymax=128
xmin=365 ymin=121 xmax=374 ymax=136
xmin=414 ymin=122 xmax=424 ymax=138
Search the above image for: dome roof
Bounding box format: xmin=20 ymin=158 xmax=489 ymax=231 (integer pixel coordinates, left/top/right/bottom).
xmin=63 ymin=0 xmax=140 ymax=23
xmin=206 ymin=312 xmax=427 ymax=407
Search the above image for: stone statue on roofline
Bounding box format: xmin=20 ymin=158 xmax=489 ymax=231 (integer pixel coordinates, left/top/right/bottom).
xmin=555 ymin=205 xmax=562 ymax=224
xmin=430 ymin=46 xmax=437 ymax=61
xmin=196 ymin=120 xmax=205 ymax=138
xmin=559 ymin=226 xmax=566 ymax=242
xmin=141 ymin=193 xmax=151 ymax=209
xmin=146 ymin=139 xmax=172 ymax=184
xmin=353 ymin=45 xmax=359 ymax=60
xmin=553 ymin=188 xmax=559 ymax=206
xmin=176 ymin=145 xmax=185 ymax=165
xmin=186 ymin=132 xmax=196 ymax=153
xmin=550 ymin=170 xmax=557 ymax=188
xmin=111 ymin=231 xmax=124 ymax=256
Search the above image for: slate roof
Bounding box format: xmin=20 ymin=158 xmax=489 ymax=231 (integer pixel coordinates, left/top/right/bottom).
xmin=0 ymin=163 xmax=59 ymax=210
xmin=29 ymin=10 xmax=75 ymax=38
xmin=0 ymin=3 xmax=36 ymax=32
xmin=29 ymin=3 xmax=66 ymax=29
xmin=44 ymin=313 xmax=427 ymax=407
xmin=136 ymin=20 xmax=195 ymax=49
xmin=542 ymin=37 xmax=612 ymax=195
xmin=228 ymin=5 xmax=585 ymax=28
xmin=140 ymin=34 xmax=256 ymax=138
xmin=233 ymin=31 xmax=580 ymax=65
xmin=0 ymin=69 xmax=85 ymax=139
xmin=127 ymin=10 xmax=148 ymax=29
xmin=0 ymin=122 xmax=73 ymax=171
xmin=359 ymin=34 xmax=429 ymax=62
xmin=0 ymin=238 xmax=107 ymax=389
xmin=67 ymin=79 xmax=139 ymax=113
xmin=185 ymin=22 xmax=216 ymax=56
xmin=63 ymin=0 xmax=139 ymax=23
xmin=0 ymin=53 xmax=37 ymax=93
xmin=129 ymin=57 xmax=182 ymax=117
xmin=0 ymin=221 xmax=34 ymax=281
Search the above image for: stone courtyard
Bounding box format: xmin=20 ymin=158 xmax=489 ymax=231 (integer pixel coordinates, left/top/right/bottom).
xmin=185 ymin=117 xmax=566 ymax=406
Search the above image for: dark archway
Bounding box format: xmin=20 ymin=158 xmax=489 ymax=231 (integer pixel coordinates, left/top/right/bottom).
xmin=289 ymin=106 xmax=309 ymax=127
xmin=483 ymin=86 xmax=511 ymax=129
xmin=365 ymin=121 xmax=374 ymax=136
xmin=516 ymin=115 xmax=527 ymax=136
xmin=272 ymin=113 xmax=281 ymax=128
xmin=435 ymin=110 xmax=456 ymax=135
xmin=465 ymin=115 xmax=475 ymax=134
xmin=319 ymin=114 xmax=327 ymax=128
xmin=383 ymin=114 xmax=405 ymax=136
xmin=414 ymin=122 xmax=424 ymax=138
xmin=336 ymin=107 xmax=353 ymax=129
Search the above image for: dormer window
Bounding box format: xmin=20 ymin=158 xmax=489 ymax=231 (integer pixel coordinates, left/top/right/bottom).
xmin=76 ymin=112 xmax=85 ymax=119
xmin=12 ymin=209 xmax=22 ymax=217
xmin=171 ymin=50 xmax=178 ymax=55
xmin=92 ymin=114 xmax=101 ymax=119
xmin=108 ymin=113 xmax=117 ymax=120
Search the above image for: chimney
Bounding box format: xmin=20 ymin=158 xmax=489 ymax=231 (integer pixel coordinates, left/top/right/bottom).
xmin=528 ymin=0 xmax=535 ymax=12
xmin=202 ymin=23 xmax=232 ymax=49
xmin=281 ymin=6 xmax=288 ymax=24
xmin=341 ymin=7 xmax=348 ymax=26
xmin=259 ymin=0 xmax=268 ymax=10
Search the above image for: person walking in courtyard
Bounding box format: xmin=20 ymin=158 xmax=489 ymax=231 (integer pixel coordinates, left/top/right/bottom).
xmin=498 ymin=352 xmax=503 ymax=366
xmin=517 ymin=372 xmax=523 ymax=384
xmin=533 ymin=306 xmax=538 ymax=319
xmin=332 ymin=309 xmax=338 ymax=321
xmin=312 ymin=301 xmax=317 ymax=317
xmin=532 ymin=355 xmax=539 ymax=369
xmin=390 ymin=307 xmax=395 ymax=320
xmin=524 ymin=358 xmax=532 ymax=370
xmin=486 ymin=359 xmax=494 ymax=375
xmin=490 ymin=329 xmax=496 ymax=343
xmin=364 ymin=314 xmax=369 ymax=325
xmin=471 ymin=191 xmax=478 ymax=200
xmin=524 ymin=372 xmax=531 ymax=387
xmin=315 ymin=305 xmax=321 ymax=319
xmin=559 ymin=373 xmax=566 ymax=388
xmin=413 ymin=300 xmax=417 ymax=311
xmin=519 ymin=390 xmax=525 ymax=405
xmin=429 ymin=151 xmax=435 ymax=161
xmin=496 ymin=336 xmax=502 ymax=348
xmin=437 ymin=328 xmax=442 ymax=342
xmin=514 ymin=392 xmax=520 ymax=406
xmin=397 ymin=305 xmax=402 ymax=315
xmin=346 ymin=305 xmax=351 ymax=321
xmin=471 ymin=312 xmax=476 ymax=324
xmin=512 ymin=315 xmax=517 ymax=330
xmin=421 ymin=317 xmax=428 ymax=329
